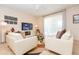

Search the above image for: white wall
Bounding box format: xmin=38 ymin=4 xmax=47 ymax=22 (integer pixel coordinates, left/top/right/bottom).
xmin=0 ymin=7 xmax=37 ymax=31
xmin=66 ymin=6 xmax=79 ymax=40
xmin=42 ymin=6 xmax=79 ymax=40
xmin=35 ymin=6 xmax=79 ymax=41
xmin=1 ymin=5 xmax=79 ymax=41
xmin=0 ymin=7 xmax=38 ymax=42
xmin=33 ymin=6 xmax=79 ymax=41
xmin=35 ymin=17 xmax=44 ymax=33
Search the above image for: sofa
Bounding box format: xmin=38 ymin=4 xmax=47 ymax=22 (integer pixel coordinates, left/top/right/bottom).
xmin=44 ymin=31 xmax=74 ymax=55
xmin=6 ymin=32 xmax=38 ymax=55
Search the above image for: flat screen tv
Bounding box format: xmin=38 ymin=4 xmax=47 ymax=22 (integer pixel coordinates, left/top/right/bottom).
xmin=22 ymin=23 xmax=33 ymax=30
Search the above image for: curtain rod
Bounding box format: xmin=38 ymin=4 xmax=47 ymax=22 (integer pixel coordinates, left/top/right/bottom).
xmin=43 ymin=9 xmax=66 ymax=17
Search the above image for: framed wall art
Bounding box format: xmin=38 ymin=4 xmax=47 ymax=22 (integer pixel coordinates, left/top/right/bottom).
xmin=4 ymin=15 xmax=17 ymax=24
xmin=73 ymin=14 xmax=79 ymax=24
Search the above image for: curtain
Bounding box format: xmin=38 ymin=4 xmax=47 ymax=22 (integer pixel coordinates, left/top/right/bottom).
xmin=44 ymin=12 xmax=66 ymax=36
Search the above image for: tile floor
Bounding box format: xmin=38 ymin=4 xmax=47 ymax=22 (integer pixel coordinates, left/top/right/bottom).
xmin=0 ymin=43 xmax=13 ymax=55
xmin=72 ymin=40 xmax=79 ymax=55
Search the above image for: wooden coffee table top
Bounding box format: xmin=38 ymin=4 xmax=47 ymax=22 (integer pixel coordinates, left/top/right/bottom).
xmin=24 ymin=43 xmax=45 ymax=55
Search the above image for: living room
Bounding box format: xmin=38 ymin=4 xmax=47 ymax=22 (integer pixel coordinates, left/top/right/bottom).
xmin=0 ymin=4 xmax=79 ymax=55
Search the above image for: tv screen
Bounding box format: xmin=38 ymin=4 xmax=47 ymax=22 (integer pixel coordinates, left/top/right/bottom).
xmin=22 ymin=23 xmax=33 ymax=30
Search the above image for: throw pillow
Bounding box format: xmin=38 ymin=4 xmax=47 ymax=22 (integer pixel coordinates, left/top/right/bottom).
xmin=56 ymin=29 xmax=66 ymax=39
xmin=56 ymin=31 xmax=61 ymax=39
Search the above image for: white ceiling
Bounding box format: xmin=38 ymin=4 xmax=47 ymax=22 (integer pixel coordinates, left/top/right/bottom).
xmin=0 ymin=4 xmax=77 ymax=16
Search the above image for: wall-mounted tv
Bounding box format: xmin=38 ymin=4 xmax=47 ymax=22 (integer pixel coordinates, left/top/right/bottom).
xmin=22 ymin=23 xmax=33 ymax=30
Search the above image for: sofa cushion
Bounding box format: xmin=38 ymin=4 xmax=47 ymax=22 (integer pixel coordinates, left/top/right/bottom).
xmin=8 ymin=32 xmax=23 ymax=40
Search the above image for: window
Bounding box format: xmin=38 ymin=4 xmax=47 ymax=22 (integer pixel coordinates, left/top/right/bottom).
xmin=44 ymin=12 xmax=65 ymax=36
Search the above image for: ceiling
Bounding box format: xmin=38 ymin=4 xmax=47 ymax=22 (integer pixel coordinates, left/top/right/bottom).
xmin=0 ymin=4 xmax=77 ymax=16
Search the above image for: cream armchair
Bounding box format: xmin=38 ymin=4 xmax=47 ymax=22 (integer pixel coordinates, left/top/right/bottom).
xmin=6 ymin=32 xmax=38 ymax=55
xmin=44 ymin=31 xmax=74 ymax=55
